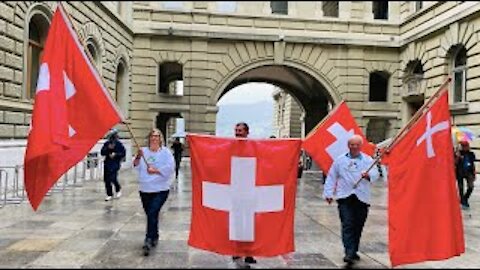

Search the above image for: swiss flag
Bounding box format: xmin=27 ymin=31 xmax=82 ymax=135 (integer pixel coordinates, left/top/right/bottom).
xmin=24 ymin=5 xmax=123 ymax=211
xmin=187 ymin=134 xmax=302 ymax=256
xmin=302 ymin=101 xmax=376 ymax=174
xmin=382 ymin=90 xmax=464 ymax=267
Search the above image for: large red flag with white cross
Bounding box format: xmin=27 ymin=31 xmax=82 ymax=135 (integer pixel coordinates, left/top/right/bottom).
xmin=187 ymin=134 xmax=302 ymax=256
xmin=24 ymin=5 xmax=123 ymax=211
xmin=302 ymin=101 xmax=376 ymax=175
xmin=382 ymin=90 xmax=464 ymax=267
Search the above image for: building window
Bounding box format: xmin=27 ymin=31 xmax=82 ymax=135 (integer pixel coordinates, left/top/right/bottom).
xmin=115 ymin=60 xmax=129 ymax=118
xmin=369 ymin=71 xmax=389 ymax=102
xmin=452 ymin=46 xmax=467 ymax=103
xmin=216 ymin=2 xmax=236 ymax=13
xmin=372 ymin=1 xmax=388 ymax=20
xmin=415 ymin=1 xmax=423 ymax=12
xmin=158 ymin=62 xmax=183 ymax=96
xmin=26 ymin=12 xmax=50 ymax=99
xmin=404 ymin=60 xmax=424 ymax=95
xmin=85 ymin=39 xmax=101 ymax=71
xmin=163 ymin=2 xmax=184 ymax=10
xmin=322 ymin=1 xmax=339 ymax=18
xmin=271 ymin=1 xmax=288 ymax=15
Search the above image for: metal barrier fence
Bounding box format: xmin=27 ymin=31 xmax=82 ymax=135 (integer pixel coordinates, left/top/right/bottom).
xmin=0 ymin=155 xmax=104 ymax=209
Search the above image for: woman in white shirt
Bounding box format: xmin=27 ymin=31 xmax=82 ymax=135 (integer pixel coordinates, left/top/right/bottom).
xmin=133 ymin=128 xmax=175 ymax=256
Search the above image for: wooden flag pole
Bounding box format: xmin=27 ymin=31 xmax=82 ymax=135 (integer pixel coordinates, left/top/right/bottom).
xmin=352 ymin=77 xmax=452 ymax=188
xmin=58 ymin=2 xmax=148 ymax=164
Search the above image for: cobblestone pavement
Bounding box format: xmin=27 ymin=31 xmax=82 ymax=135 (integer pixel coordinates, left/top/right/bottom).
xmin=0 ymin=160 xmax=478 ymax=268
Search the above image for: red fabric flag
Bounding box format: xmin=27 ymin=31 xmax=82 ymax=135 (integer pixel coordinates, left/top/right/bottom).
xmin=187 ymin=134 xmax=302 ymax=256
xmin=302 ymin=101 xmax=376 ymax=174
xmin=24 ymin=5 xmax=123 ymax=211
xmin=382 ymin=90 xmax=464 ymax=267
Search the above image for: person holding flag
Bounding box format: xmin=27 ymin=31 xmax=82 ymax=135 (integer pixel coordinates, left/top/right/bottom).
xmin=133 ymin=128 xmax=175 ymax=256
xmin=323 ymin=134 xmax=379 ymax=266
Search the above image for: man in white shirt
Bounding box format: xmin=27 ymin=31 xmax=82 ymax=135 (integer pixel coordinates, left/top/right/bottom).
xmin=323 ymin=135 xmax=379 ymax=265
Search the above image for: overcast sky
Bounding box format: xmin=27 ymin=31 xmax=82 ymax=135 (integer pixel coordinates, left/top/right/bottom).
xmin=217 ymin=83 xmax=276 ymax=105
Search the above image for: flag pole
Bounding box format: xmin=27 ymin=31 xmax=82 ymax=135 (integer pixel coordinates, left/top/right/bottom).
xmin=305 ymin=100 xmax=345 ymax=139
xmin=352 ymin=76 xmax=452 ymax=188
xmin=57 ymin=2 xmax=148 ymax=164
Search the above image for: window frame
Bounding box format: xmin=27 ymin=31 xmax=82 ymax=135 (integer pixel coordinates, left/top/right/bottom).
xmin=451 ymin=47 xmax=467 ymax=104
xmin=25 ymin=9 xmax=51 ymax=100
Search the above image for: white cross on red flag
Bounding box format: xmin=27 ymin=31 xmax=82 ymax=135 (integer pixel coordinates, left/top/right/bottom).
xmin=24 ymin=5 xmax=123 ymax=210
xmin=302 ymin=101 xmax=376 ymax=175
xmin=382 ymin=90 xmax=465 ymax=267
xmin=187 ymin=134 xmax=302 ymax=256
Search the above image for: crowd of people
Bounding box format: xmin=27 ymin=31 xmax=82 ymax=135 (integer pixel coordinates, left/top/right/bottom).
xmin=99 ymin=124 xmax=476 ymax=267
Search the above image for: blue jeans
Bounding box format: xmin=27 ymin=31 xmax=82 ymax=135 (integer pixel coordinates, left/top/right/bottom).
xmin=140 ymin=190 xmax=170 ymax=242
xmin=337 ymin=194 xmax=369 ymax=258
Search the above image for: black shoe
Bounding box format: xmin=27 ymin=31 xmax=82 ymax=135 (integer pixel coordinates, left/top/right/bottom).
xmin=352 ymin=253 xmax=360 ymax=261
xmin=232 ymin=257 xmax=250 ymax=269
xmin=343 ymin=256 xmax=354 ymax=264
xmin=244 ymin=256 xmax=257 ymax=264
xmin=143 ymin=244 xmax=150 ymax=256
xmin=143 ymin=239 xmax=152 ymax=256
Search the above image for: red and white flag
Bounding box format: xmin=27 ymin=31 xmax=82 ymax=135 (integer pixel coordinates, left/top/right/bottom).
xmin=187 ymin=134 xmax=302 ymax=256
xmin=382 ymin=90 xmax=465 ymax=267
xmin=302 ymin=101 xmax=376 ymax=174
xmin=24 ymin=5 xmax=123 ymax=210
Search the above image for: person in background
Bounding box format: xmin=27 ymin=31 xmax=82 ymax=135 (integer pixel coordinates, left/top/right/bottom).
xmin=100 ymin=129 xmax=126 ymax=201
xmin=171 ymin=137 xmax=184 ymax=179
xmin=455 ymin=140 xmax=476 ymax=210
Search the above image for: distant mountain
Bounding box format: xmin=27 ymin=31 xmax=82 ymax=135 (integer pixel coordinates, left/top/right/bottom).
xmin=216 ymin=100 xmax=274 ymax=138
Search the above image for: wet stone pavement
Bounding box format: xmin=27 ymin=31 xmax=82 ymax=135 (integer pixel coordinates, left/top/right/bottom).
xmin=0 ymin=159 xmax=479 ymax=268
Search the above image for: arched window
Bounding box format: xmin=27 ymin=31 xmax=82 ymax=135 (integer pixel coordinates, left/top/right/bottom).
xmin=404 ymin=60 xmax=424 ymax=95
xmin=452 ymin=46 xmax=467 ymax=103
xmin=85 ymin=39 xmax=101 ymax=71
xmin=115 ymin=60 xmax=129 ymax=118
xmin=26 ymin=9 xmax=51 ymax=99
xmin=158 ymin=62 xmax=183 ymax=96
xmin=369 ymin=71 xmax=389 ymax=102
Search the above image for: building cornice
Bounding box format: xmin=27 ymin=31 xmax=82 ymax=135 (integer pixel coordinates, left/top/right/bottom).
xmin=131 ymin=2 xmax=480 ymax=49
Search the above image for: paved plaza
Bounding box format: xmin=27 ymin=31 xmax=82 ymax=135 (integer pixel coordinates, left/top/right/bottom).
xmin=0 ymin=160 xmax=478 ymax=268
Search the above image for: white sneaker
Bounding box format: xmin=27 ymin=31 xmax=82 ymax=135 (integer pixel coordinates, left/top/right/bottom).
xmin=115 ymin=191 xmax=122 ymax=199
xmin=105 ymin=196 xmax=112 ymax=201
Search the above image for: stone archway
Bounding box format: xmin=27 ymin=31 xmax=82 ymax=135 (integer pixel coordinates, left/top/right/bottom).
xmin=208 ymin=60 xmax=340 ymax=137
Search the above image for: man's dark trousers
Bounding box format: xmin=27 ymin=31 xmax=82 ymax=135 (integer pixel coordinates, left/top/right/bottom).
xmin=337 ymin=194 xmax=369 ymax=259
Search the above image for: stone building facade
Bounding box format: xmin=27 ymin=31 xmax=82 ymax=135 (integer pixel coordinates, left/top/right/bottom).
xmin=0 ymin=2 xmax=479 ymax=173
xmin=0 ymin=1 xmax=134 ymax=166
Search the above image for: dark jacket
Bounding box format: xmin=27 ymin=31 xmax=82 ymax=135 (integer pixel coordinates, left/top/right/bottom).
xmin=101 ymin=139 xmax=126 ymax=172
xmin=455 ymin=150 xmax=476 ymax=177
